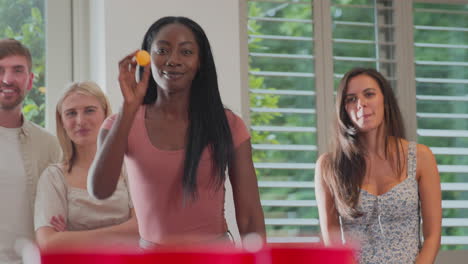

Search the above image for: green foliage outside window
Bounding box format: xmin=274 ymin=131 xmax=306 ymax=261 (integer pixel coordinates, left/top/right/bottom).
xmin=249 ymin=0 xmax=468 ymax=249
xmin=0 ymin=0 xmax=45 ymax=127
xmin=414 ymin=2 xmax=468 ymax=250
xmin=248 ymin=1 xmax=317 ymax=238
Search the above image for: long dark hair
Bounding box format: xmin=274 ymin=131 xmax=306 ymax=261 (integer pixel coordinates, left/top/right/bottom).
xmin=139 ymin=16 xmax=233 ymax=198
xmin=325 ymin=68 xmax=406 ymax=218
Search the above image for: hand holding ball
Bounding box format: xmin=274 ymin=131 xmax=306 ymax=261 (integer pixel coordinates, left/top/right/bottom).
xmin=135 ymin=50 xmax=150 ymax=66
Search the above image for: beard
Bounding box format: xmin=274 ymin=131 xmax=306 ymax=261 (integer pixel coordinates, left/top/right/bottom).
xmin=0 ymin=86 xmax=26 ymax=111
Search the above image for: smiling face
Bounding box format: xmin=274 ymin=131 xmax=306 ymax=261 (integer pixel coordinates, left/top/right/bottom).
xmin=0 ymin=55 xmax=33 ymax=111
xmin=344 ymin=74 xmax=385 ymax=133
xmin=60 ymin=92 xmax=106 ymax=147
xmin=150 ymin=23 xmax=200 ymax=93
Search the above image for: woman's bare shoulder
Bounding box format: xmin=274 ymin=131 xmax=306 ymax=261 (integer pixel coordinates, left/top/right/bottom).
xmin=315 ymin=152 xmax=332 ymax=181
xmin=317 ymin=152 xmax=332 ymax=167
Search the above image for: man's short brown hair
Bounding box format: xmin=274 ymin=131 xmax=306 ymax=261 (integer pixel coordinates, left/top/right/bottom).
xmin=0 ymin=38 xmax=32 ymax=71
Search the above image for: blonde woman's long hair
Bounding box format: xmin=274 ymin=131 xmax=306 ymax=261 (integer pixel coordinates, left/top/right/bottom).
xmin=55 ymin=81 xmax=112 ymax=172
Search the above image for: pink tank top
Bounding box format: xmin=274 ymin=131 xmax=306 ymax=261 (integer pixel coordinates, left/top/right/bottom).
xmin=102 ymin=106 xmax=250 ymax=244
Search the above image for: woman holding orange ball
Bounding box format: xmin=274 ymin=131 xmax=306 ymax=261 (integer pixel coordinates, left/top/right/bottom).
xmin=88 ymin=16 xmax=265 ymax=248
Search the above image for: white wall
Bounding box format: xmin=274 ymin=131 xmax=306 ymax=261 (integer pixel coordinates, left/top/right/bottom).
xmin=88 ymin=0 xmax=247 ymax=116
xmin=45 ymin=0 xmax=73 ymax=131
xmin=86 ymin=0 xmax=248 ymax=244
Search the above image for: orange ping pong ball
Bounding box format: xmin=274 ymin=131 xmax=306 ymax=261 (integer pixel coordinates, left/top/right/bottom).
xmin=135 ymin=50 xmax=150 ymax=66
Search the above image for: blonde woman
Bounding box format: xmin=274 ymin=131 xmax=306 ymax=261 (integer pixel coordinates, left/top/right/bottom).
xmin=34 ymin=81 xmax=138 ymax=249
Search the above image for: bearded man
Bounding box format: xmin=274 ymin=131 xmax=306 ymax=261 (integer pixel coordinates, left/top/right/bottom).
xmin=0 ymin=39 xmax=61 ymax=264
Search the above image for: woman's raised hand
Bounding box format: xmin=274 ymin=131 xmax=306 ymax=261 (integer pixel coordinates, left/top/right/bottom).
xmin=118 ymin=50 xmax=151 ymax=113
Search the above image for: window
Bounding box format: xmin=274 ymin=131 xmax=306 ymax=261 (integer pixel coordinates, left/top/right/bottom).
xmin=0 ymin=0 xmax=72 ymax=130
xmin=332 ymin=0 xmax=396 ymax=85
xmin=0 ymin=0 xmax=46 ymax=126
xmin=414 ymin=1 xmax=468 ymax=250
xmin=247 ymin=0 xmax=468 ymax=250
xmin=248 ymin=0 xmax=317 ymax=243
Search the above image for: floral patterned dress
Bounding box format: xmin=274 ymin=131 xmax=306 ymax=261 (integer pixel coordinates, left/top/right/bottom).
xmin=340 ymin=142 xmax=421 ymax=264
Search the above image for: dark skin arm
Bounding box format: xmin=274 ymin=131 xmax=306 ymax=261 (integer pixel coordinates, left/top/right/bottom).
xmin=88 ymin=51 xmax=151 ymax=199
xmin=228 ymin=139 xmax=266 ymax=241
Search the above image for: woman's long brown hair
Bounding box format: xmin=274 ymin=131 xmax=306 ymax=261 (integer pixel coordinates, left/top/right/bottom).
xmin=323 ymin=68 xmax=406 ymax=218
